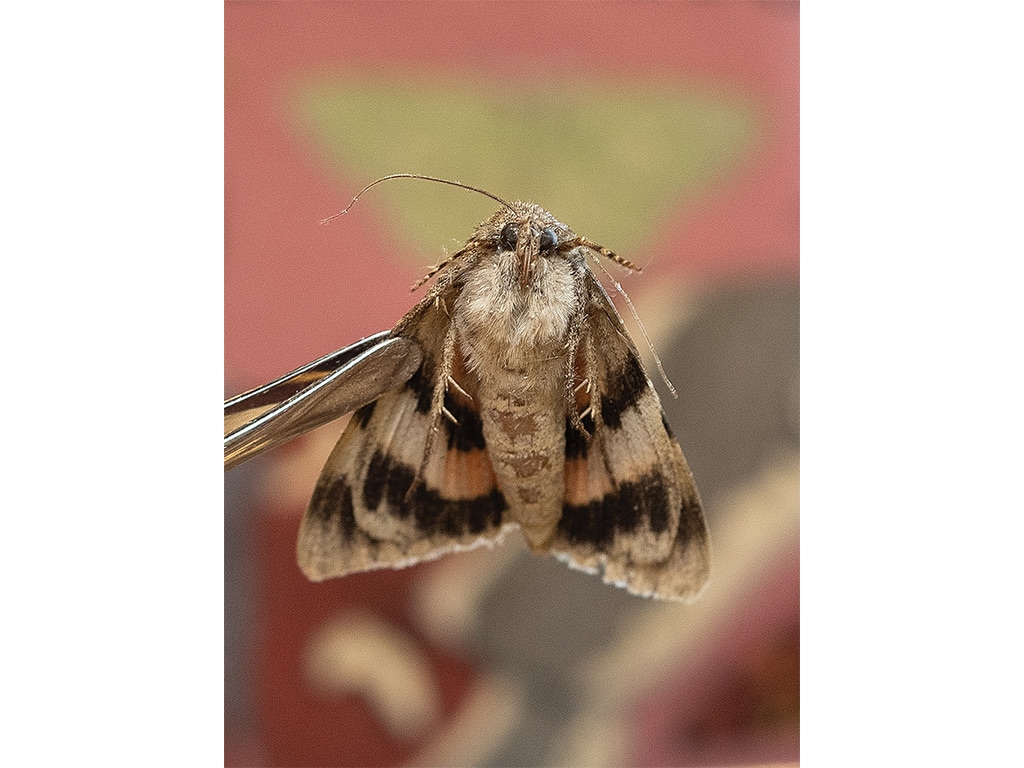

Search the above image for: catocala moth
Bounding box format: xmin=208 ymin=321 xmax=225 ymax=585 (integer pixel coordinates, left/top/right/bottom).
xmin=298 ymin=177 xmax=710 ymax=601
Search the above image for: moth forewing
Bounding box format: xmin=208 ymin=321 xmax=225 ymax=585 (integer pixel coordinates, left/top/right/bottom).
xmin=298 ymin=196 xmax=710 ymax=602
xmin=541 ymin=270 xmax=709 ymax=601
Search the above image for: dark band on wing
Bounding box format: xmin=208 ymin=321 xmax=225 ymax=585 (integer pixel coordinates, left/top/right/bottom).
xmin=362 ymin=449 xmax=505 ymax=536
xmin=600 ymin=354 xmax=648 ymax=430
xmin=409 ymin=484 xmax=506 ymax=536
xmin=404 ymin=357 xmax=437 ymax=414
xmin=363 ymin=449 xmax=415 ymax=512
xmin=679 ymin=496 xmax=705 ymax=534
xmin=307 ymin=475 xmax=357 ymax=539
xmin=564 ymin=415 xmax=594 ymax=459
xmin=444 ymin=391 xmax=486 ymax=451
xmin=558 ymin=471 xmax=671 ymax=548
xmin=352 ymin=401 xmax=376 ymax=429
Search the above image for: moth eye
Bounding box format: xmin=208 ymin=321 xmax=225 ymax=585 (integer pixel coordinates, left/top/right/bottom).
xmin=539 ymin=227 xmax=558 ymax=252
xmin=498 ymin=223 xmax=518 ymax=251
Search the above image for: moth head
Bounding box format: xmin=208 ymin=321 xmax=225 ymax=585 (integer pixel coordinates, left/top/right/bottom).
xmin=498 ymin=221 xmax=559 ymax=253
xmin=483 ymin=203 xmax=578 ymax=290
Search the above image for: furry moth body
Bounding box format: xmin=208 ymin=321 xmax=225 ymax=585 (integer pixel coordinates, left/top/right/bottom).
xmin=299 ymin=200 xmax=710 ymax=601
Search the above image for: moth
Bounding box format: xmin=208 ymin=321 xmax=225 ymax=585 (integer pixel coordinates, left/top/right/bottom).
xmin=298 ymin=176 xmax=710 ymax=601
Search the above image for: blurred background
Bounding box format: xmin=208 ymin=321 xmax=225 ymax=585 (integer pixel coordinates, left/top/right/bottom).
xmin=225 ymin=2 xmax=799 ymax=766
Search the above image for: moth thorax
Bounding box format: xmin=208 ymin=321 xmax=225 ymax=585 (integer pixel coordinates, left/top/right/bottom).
xmin=456 ymin=253 xmax=578 ymax=371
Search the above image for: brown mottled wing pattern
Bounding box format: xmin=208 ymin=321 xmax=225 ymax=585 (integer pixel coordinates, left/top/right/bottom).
xmin=551 ymin=271 xmax=710 ymax=601
xmin=298 ymin=285 xmax=511 ymax=581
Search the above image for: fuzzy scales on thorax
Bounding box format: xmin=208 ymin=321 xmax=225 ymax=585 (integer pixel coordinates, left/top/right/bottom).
xmin=454 ymin=248 xmax=579 ymax=373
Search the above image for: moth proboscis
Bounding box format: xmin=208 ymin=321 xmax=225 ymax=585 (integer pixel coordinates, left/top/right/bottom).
xmin=300 ymin=175 xmax=710 ymax=602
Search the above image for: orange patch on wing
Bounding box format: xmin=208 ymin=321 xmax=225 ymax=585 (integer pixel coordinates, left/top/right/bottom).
xmin=564 ymin=458 xmax=590 ymax=506
xmin=564 ymin=455 xmax=614 ymax=506
xmin=572 ymin=347 xmax=592 ymax=412
xmin=441 ymin=447 xmax=498 ymax=499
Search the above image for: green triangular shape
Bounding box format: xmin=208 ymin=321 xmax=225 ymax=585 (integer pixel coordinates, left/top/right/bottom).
xmin=296 ymin=76 xmax=757 ymax=259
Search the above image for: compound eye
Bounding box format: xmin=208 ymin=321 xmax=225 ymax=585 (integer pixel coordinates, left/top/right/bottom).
xmin=498 ymin=223 xmax=518 ymax=251
xmin=539 ymin=227 xmax=558 ymax=252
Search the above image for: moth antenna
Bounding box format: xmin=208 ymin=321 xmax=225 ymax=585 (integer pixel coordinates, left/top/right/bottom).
xmin=410 ymin=247 xmax=466 ymax=291
xmin=410 ymin=264 xmax=444 ymax=292
xmin=589 ymin=252 xmax=678 ymax=399
xmin=319 ymin=173 xmax=515 ymax=225
xmin=570 ymin=236 xmax=643 ymax=273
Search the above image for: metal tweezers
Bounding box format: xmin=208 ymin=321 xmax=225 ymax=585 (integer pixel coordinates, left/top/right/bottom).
xmin=224 ymin=332 xmax=422 ymax=471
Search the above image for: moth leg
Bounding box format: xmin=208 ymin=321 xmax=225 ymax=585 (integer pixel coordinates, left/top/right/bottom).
xmin=564 ymin=281 xmax=594 ymax=436
xmin=447 ymin=375 xmax=472 ymax=401
xmin=420 ymin=315 xmax=459 ymax=469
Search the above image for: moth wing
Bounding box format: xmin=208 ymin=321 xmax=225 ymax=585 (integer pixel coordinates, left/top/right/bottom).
xmin=298 ymin=288 xmax=510 ymax=581
xmin=552 ymin=272 xmax=710 ymax=601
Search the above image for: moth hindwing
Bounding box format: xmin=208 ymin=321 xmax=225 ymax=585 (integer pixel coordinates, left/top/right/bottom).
xmin=298 ymin=201 xmax=710 ymax=602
